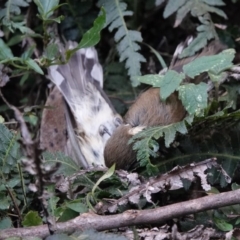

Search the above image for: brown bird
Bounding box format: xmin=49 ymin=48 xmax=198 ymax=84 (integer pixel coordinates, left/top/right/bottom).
xmin=104 ymin=39 xmax=226 ymax=169
xmin=42 ymin=39 xmax=225 ymax=170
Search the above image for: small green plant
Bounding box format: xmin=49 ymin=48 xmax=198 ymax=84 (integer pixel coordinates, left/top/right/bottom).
xmin=130 ymin=48 xmax=236 ymax=174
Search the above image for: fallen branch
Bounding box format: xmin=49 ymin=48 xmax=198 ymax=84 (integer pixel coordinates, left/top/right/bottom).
xmin=1 ymin=188 xmax=240 ymax=239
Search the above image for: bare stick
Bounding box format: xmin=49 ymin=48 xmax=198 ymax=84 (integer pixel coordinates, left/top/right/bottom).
xmin=1 ymin=188 xmax=240 ymax=239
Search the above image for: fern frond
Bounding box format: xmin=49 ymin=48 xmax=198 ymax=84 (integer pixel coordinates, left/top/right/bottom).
xmin=180 ymin=14 xmax=218 ymax=58
xmin=163 ymin=0 xmax=226 ymax=57
xmin=129 ymin=120 xmax=188 ymax=173
xmin=97 ymin=0 xmax=146 ymax=86
xmin=163 ymin=0 xmax=187 ymax=19
xmin=164 ymin=0 xmax=226 ymax=26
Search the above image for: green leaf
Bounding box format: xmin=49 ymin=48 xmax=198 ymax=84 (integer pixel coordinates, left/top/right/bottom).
xmin=185 ymin=115 xmax=194 ymax=125
xmin=44 ymin=15 xmax=64 ymax=24
xmin=183 ymin=49 xmax=235 ymax=78
xmin=8 ymin=34 xmax=24 ymax=47
xmin=78 ymin=8 xmax=106 ymax=48
xmin=0 ymin=217 xmax=12 ymax=229
xmin=159 ymin=70 xmax=185 ymax=100
xmin=92 ymin=164 xmax=115 ymax=195
xmin=178 ymin=82 xmax=208 ymax=115
xmin=25 ymin=59 xmax=44 ymax=74
xmin=179 ymin=24 xmax=215 ymax=58
xmin=163 ymin=0 xmax=187 ymax=18
xmin=207 ymin=187 xmax=219 ymax=194
xmin=42 ymin=152 xmax=80 ymax=176
xmin=208 ymin=71 xmax=227 ymax=83
xmin=0 ymin=124 xmax=20 ymax=174
xmin=232 ymin=183 xmax=240 ymax=190
xmin=20 ymin=73 xmax=30 ymax=86
xmin=21 ymin=45 xmax=36 ymax=60
xmin=142 ymin=43 xmax=167 ymax=69
xmin=0 ymin=39 xmax=14 ymax=60
xmin=171 ymin=0 xmax=227 ymax=28
xmin=0 ymin=115 xmax=4 ymax=123
xmin=0 ymin=56 xmax=21 ymax=64
xmin=146 ymin=164 xmax=159 ymax=176
xmin=24 ymin=113 xmax=38 ymax=126
xmin=58 ymin=208 xmax=78 ymax=222
xmin=200 ymin=3 xmax=227 ymax=19
xmin=66 ymin=8 xmax=106 ymax=60
xmin=155 ymin=0 xmax=166 ymax=6
xmin=46 ymin=185 xmax=60 ymax=216
xmin=208 ymin=50 xmax=235 ymax=74
xmin=203 ymin=0 xmax=225 ymax=6
xmin=66 ymin=200 xmax=88 ymax=213
xmin=7 ymin=178 xmax=20 ymax=188
xmin=0 ymin=193 xmax=10 ymax=210
xmin=33 ymin=0 xmax=60 ymax=18
xmin=213 ymin=217 xmax=233 ymax=231
xmin=133 ymin=74 xmax=164 ymax=87
xmin=22 ymin=211 xmax=42 ymax=227
xmin=12 ymin=22 xmax=34 ymax=34
xmin=236 ymin=217 xmax=240 ymax=225
xmin=174 ymin=1 xmax=193 ymax=27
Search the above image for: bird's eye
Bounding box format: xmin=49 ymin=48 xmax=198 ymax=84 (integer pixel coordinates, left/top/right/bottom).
xmin=99 ymin=125 xmax=111 ymax=137
xmin=115 ymin=116 xmax=123 ymax=127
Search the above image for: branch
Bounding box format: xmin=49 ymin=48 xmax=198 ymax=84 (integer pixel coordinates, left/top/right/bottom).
xmin=1 ymin=188 xmax=240 ymax=239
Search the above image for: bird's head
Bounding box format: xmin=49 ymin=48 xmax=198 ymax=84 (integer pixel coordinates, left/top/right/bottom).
xmin=104 ymin=124 xmax=145 ymax=169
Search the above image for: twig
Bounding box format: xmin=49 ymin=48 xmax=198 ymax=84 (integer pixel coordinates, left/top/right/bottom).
xmin=1 ymin=188 xmax=240 ymax=239
xmin=5 ymin=185 xmax=22 ymax=222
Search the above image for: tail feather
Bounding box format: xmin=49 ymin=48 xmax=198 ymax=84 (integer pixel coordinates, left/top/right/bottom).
xmin=48 ymin=44 xmax=103 ymax=106
xmin=48 ymin=42 xmax=122 ymax=168
xmin=79 ymin=47 xmax=103 ymax=88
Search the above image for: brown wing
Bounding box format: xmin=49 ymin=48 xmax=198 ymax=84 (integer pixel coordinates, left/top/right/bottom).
xmin=40 ymin=86 xmax=68 ymax=153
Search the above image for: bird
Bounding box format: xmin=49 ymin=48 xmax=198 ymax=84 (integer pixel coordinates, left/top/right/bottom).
xmin=104 ymin=39 xmax=226 ymax=169
xmin=42 ymin=38 xmax=226 ymax=170
xmin=46 ymin=42 xmax=123 ymax=168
